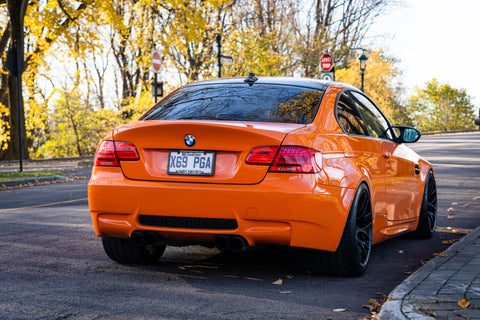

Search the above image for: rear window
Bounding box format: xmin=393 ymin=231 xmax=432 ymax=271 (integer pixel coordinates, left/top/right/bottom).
xmin=141 ymin=84 xmax=324 ymax=124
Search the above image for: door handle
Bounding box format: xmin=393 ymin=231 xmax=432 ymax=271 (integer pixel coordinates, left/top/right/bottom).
xmin=382 ymin=151 xmax=391 ymax=159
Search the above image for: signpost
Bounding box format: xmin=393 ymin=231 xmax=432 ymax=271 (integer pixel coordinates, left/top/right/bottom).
xmin=320 ymin=54 xmax=333 ymax=72
xmin=151 ymin=50 xmax=162 ymax=102
xmin=320 ymin=72 xmax=334 ymax=81
xmin=215 ymin=34 xmax=233 ymax=78
xmin=320 ymin=53 xmax=335 ymax=81
xmin=151 ymin=50 xmax=162 ymax=73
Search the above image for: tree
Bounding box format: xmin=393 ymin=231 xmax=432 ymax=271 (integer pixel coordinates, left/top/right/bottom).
xmin=1 ymin=0 xmax=28 ymax=161
xmin=335 ymin=49 xmax=408 ymax=124
xmin=1 ymin=0 xmax=403 ymax=160
xmin=223 ymin=0 xmax=298 ymax=77
xmin=294 ymin=0 xmax=393 ymax=78
xmin=159 ymin=0 xmax=236 ymax=82
xmin=0 ymin=0 xmax=90 ymax=160
xmin=407 ymin=79 xmax=476 ymax=132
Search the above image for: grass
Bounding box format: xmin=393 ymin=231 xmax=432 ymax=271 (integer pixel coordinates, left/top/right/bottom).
xmin=0 ymin=171 xmax=64 ymax=182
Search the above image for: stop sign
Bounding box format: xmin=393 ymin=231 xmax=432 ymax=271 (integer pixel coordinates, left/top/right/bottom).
xmin=151 ymin=50 xmax=162 ymax=73
xmin=320 ymin=54 xmax=334 ymax=72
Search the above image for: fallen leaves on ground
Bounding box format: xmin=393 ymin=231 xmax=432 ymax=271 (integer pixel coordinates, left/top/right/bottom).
xmin=446 ymin=207 xmax=455 ymax=212
xmin=361 ymin=293 xmax=389 ymax=319
xmin=279 ymin=291 xmax=291 ymax=294
xmin=442 ymin=239 xmax=459 ymax=245
xmin=333 ymin=308 xmax=346 ymax=312
xmin=463 ymin=203 xmax=471 ymax=207
xmin=245 ymin=277 xmax=262 ymax=281
xmin=458 ymin=298 xmax=470 ymax=309
xmin=447 ymin=215 xmax=456 ymax=220
xmin=272 ymin=279 xmax=283 ymax=285
xmin=433 ymin=252 xmax=449 ymax=257
xmin=0 ymin=175 xmax=87 ymax=190
xmin=422 ymin=308 xmax=437 ymax=317
xmin=451 ymin=202 xmax=459 ymax=206
xmin=473 ymin=196 xmax=480 ymax=200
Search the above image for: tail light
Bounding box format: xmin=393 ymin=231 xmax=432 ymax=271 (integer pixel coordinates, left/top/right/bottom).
xmin=246 ymin=145 xmax=322 ymax=173
xmin=94 ymin=140 xmax=139 ymax=167
xmin=245 ymin=146 xmax=279 ymax=164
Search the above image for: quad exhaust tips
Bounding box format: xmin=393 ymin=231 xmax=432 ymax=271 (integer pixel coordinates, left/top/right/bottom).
xmin=215 ymin=235 xmax=249 ymax=252
xmin=131 ymin=231 xmax=248 ymax=252
xmin=131 ymin=230 xmax=165 ymax=247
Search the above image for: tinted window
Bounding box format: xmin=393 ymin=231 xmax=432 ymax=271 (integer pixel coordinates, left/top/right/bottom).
xmin=141 ymin=84 xmax=324 ymax=124
xmin=350 ymin=92 xmax=393 ymax=140
xmin=336 ymin=92 xmax=368 ymax=135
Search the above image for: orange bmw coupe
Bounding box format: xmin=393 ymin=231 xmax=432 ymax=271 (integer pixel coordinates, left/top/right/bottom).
xmin=88 ymin=75 xmax=437 ymax=276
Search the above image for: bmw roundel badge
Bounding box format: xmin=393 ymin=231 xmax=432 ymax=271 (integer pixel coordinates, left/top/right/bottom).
xmin=184 ymin=134 xmax=196 ymax=147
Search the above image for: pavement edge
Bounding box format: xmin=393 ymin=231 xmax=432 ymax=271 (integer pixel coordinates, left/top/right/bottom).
xmin=378 ymin=226 xmax=480 ymax=320
xmin=1 ymin=176 xmax=67 ymax=188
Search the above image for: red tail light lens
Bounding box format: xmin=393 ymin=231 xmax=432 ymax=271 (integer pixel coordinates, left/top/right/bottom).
xmin=270 ymin=146 xmax=322 ymax=173
xmin=245 ymin=146 xmax=279 ymax=164
xmin=94 ymin=141 xmax=119 ymax=167
xmin=94 ymin=140 xmax=139 ymax=167
xmin=114 ymin=141 xmax=140 ymax=161
xmin=246 ymin=145 xmax=322 ymax=173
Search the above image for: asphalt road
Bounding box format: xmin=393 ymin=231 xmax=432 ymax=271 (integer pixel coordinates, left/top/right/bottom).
xmin=0 ymin=132 xmax=479 ymax=320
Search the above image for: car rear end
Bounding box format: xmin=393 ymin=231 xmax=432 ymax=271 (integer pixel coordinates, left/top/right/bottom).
xmin=88 ymin=78 xmax=353 ymax=255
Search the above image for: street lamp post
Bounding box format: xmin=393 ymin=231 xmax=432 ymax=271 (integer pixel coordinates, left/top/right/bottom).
xmin=359 ymin=52 xmax=367 ymax=92
xmin=216 ymin=34 xmax=222 ymax=78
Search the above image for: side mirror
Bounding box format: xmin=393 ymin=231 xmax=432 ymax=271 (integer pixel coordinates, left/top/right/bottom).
xmin=393 ymin=126 xmax=421 ymax=143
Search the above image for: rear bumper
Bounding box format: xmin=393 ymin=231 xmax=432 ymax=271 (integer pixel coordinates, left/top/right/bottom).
xmin=88 ymin=167 xmax=355 ymax=252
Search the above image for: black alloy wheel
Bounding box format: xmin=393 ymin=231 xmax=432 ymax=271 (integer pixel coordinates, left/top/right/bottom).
xmin=314 ymin=183 xmax=373 ymax=276
xmin=354 ymin=186 xmax=373 ymax=268
xmin=411 ymin=170 xmax=437 ymax=238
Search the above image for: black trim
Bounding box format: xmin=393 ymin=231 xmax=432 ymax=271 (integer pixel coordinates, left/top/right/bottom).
xmin=139 ymin=215 xmax=238 ymax=230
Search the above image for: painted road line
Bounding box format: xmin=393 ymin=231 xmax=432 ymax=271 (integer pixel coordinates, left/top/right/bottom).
xmin=0 ymin=198 xmax=88 ymax=213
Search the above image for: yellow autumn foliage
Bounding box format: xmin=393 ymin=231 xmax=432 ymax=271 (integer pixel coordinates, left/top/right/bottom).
xmin=335 ymin=50 xmax=400 ymax=120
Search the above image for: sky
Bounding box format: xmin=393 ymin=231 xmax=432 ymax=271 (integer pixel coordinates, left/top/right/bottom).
xmin=370 ymin=0 xmax=480 ymax=108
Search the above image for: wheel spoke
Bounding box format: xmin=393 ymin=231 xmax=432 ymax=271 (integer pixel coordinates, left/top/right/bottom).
xmin=356 ymin=221 xmax=372 ymax=265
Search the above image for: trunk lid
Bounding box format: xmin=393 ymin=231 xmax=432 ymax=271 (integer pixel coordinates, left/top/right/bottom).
xmin=113 ymin=120 xmax=304 ymax=184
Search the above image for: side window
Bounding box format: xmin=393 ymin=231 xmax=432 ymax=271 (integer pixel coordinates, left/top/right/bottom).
xmin=336 ymin=93 xmax=368 ymax=135
xmin=350 ymin=92 xmax=393 ymax=140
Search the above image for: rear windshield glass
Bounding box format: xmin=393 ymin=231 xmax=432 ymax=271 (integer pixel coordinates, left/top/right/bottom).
xmin=141 ymin=84 xmax=324 ymax=124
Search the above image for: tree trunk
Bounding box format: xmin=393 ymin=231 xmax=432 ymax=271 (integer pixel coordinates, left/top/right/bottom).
xmin=5 ymin=0 xmax=28 ymax=160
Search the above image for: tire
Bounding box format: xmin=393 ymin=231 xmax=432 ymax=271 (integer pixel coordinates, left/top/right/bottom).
xmin=314 ymin=183 xmax=373 ymax=277
xmin=411 ymin=170 xmax=437 ymax=238
xmin=102 ymin=237 xmax=166 ymax=264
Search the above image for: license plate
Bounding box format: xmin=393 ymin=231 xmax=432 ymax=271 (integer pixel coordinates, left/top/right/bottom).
xmin=167 ymin=150 xmax=215 ymax=176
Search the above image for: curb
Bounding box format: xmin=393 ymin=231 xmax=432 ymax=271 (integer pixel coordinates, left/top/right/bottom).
xmin=1 ymin=175 xmax=67 ymax=189
xmin=378 ymin=226 xmax=480 ymax=319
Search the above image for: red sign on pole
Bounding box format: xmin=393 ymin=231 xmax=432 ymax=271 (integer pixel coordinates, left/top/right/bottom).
xmin=151 ymin=50 xmax=162 ymax=73
xmin=320 ymin=54 xmax=334 ymax=72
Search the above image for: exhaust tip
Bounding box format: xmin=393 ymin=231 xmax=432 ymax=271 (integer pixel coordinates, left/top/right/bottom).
xmin=131 ymin=231 xmax=146 ymax=247
xmin=231 ymin=236 xmax=248 ymax=252
xmin=131 ymin=231 xmax=164 ymax=247
xmin=215 ymin=235 xmax=231 ymax=252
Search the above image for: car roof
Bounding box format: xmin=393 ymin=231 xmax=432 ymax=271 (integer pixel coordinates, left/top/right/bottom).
xmin=184 ymin=76 xmax=335 ymax=91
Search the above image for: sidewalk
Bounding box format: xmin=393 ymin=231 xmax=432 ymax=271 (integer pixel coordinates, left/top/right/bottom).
xmin=0 ymin=158 xmax=92 ymax=188
xmin=379 ymin=226 xmax=480 ymax=319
